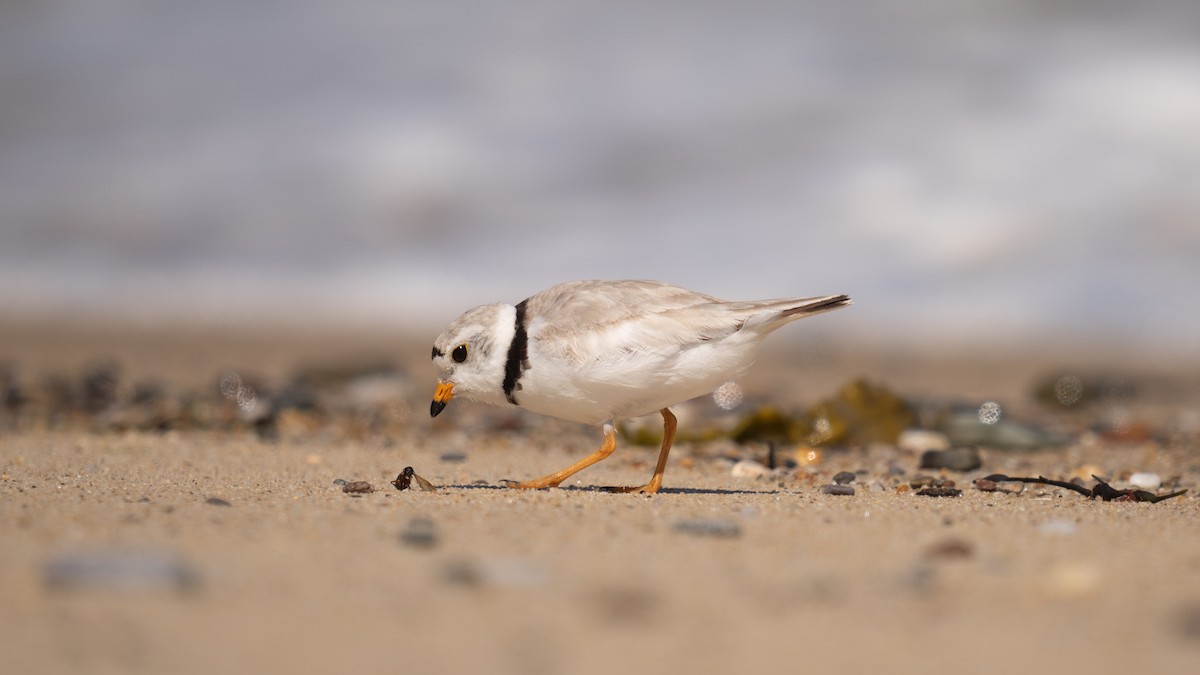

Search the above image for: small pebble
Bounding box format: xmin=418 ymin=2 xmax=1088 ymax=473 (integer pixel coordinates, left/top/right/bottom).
xmin=898 ymin=429 xmax=951 ymax=453
xmin=832 ymin=471 xmax=856 ymax=485
xmin=920 ymin=447 xmax=982 ymax=472
xmin=730 ymin=459 xmax=771 ymax=479
xmin=204 ymin=497 xmax=232 ymax=507
xmin=974 ymin=478 xmax=998 ymax=492
xmin=819 ymin=484 xmax=855 ymax=496
xmin=399 ymin=518 xmax=438 ymax=549
xmin=44 ymin=550 xmax=200 ymax=592
xmin=439 ymin=452 xmax=468 ymax=463
xmin=916 ymin=487 xmax=963 ymax=497
xmin=671 ymin=518 xmax=742 ymax=539
xmin=924 ymin=538 xmax=974 ymax=560
xmin=1039 ymin=519 xmax=1078 ymax=536
xmin=1177 ymin=604 xmax=1200 ymax=641
xmin=1128 ymin=472 xmax=1161 ymax=490
xmin=332 ymin=478 xmax=347 ymax=486
xmin=342 ymin=481 xmax=374 ymax=494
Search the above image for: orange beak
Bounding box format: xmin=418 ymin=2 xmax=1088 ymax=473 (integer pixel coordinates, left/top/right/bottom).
xmin=430 ymin=380 xmax=454 ymax=417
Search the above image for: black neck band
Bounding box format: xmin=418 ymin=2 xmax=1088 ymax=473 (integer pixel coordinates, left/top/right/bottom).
xmin=502 ymin=300 xmax=529 ymax=405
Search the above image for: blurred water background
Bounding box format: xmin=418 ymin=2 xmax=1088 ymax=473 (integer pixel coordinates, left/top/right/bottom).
xmin=2 ymin=0 xmax=1199 ymax=354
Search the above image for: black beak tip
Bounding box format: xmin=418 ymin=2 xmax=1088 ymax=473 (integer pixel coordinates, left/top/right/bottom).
xmin=430 ymin=400 xmax=447 ymax=418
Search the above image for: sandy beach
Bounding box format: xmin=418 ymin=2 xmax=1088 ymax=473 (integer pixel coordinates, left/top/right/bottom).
xmin=2 ymin=324 xmax=1199 ymax=675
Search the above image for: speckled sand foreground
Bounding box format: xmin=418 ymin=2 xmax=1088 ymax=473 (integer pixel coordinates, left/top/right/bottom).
xmin=2 ymin=327 xmax=1199 ymax=674
xmin=3 ymin=427 xmax=1199 ymax=675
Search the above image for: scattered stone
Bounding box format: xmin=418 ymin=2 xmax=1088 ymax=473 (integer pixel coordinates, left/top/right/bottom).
xmin=919 ymin=446 xmax=982 ymax=472
xmin=332 ymin=478 xmax=347 ymax=486
xmin=399 ymin=518 xmax=438 ymax=548
xmin=671 ymin=518 xmax=742 ymax=539
xmin=439 ymin=452 xmax=468 ymax=463
xmin=832 ymin=471 xmax=856 ymax=485
xmin=1177 ymin=604 xmax=1200 ymax=641
xmin=1038 ymin=519 xmax=1078 ymax=536
xmin=916 ymin=487 xmax=963 ymax=498
xmin=442 ymin=558 xmax=547 ymax=587
xmin=44 ymin=550 xmax=200 ymax=591
xmin=898 ymin=428 xmax=950 ymax=453
xmin=910 ymin=476 xmax=955 ymax=489
xmin=924 ymin=538 xmax=973 ymax=560
xmin=204 ymin=497 xmax=232 ymax=507
xmin=819 ymin=484 xmax=855 ymax=496
xmin=974 ymin=478 xmax=998 ymax=492
xmin=342 ymin=481 xmax=375 ymax=494
xmin=939 ymin=409 xmax=1064 ymax=449
xmin=730 ymin=459 xmax=771 ymax=479
xmin=1128 ymin=472 xmax=1161 ymax=491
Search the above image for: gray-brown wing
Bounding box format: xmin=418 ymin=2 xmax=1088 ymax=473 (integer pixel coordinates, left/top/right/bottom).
xmin=523 ymin=280 xmax=743 ymax=361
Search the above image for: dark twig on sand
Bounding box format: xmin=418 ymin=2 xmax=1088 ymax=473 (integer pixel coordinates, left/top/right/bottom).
xmin=981 ymin=474 xmax=1187 ymax=503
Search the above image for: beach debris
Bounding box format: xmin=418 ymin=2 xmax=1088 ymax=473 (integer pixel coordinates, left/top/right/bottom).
xmin=341 ymin=480 xmax=375 ymax=494
xmin=981 ymin=474 xmax=1187 ymax=503
xmin=730 ymin=380 xmax=915 ymax=447
xmin=819 ymin=484 xmax=855 ymax=496
xmin=204 ymin=497 xmax=232 ymax=507
xmin=832 ymin=471 xmax=856 ymax=485
xmin=1128 ymin=472 xmax=1161 ymax=491
xmin=916 ymin=486 xmax=963 ymax=498
xmin=1177 ymin=603 xmax=1200 ymax=642
xmin=937 ymin=408 xmax=1064 ymax=449
xmin=1038 ymin=519 xmax=1078 ymax=536
xmin=442 ymin=558 xmax=548 ymax=588
xmin=909 ymin=476 xmax=955 ymax=489
xmin=923 ymin=538 xmax=973 ymax=560
xmin=44 ymin=550 xmax=200 ymax=592
xmin=399 ymin=517 xmax=438 ymax=548
xmin=919 ymin=446 xmax=982 ymax=472
xmin=973 ymin=477 xmax=1024 ymax=494
xmin=897 ymin=428 xmax=950 ymax=453
xmin=730 ymin=459 xmax=771 ymax=479
xmin=439 ymin=452 xmax=467 ymax=463
xmin=391 ymin=467 xmax=437 ymax=492
xmin=671 ymin=518 xmax=742 ymax=539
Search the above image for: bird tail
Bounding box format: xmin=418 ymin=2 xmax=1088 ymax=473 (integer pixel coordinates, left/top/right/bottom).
xmin=778 ymin=294 xmax=852 ymax=318
xmin=742 ymin=294 xmax=851 ymax=332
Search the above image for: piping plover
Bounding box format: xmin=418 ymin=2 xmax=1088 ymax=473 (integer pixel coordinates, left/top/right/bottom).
xmin=430 ymin=280 xmax=850 ymax=493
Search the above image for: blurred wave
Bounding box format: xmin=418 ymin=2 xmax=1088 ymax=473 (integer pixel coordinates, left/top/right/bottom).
xmin=2 ymin=0 xmax=1199 ymax=350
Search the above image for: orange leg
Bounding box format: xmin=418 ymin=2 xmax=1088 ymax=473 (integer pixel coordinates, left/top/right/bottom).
xmin=606 ymin=408 xmax=676 ymax=494
xmin=502 ymin=425 xmax=618 ymax=489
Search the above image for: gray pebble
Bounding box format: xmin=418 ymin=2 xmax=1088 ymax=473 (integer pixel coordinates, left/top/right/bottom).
xmin=832 ymin=471 xmax=856 ymax=485
xmin=399 ymin=518 xmax=438 ymax=548
xmin=671 ymin=518 xmax=742 ymax=539
xmin=820 ymin=484 xmax=856 ymax=496
xmin=439 ymin=452 xmax=468 ymax=463
xmin=332 ymin=478 xmax=347 ymax=486
xmin=44 ymin=550 xmax=200 ymax=592
xmin=919 ymin=446 xmax=982 ymax=472
xmin=342 ymin=481 xmax=375 ymax=494
xmin=204 ymin=497 xmax=231 ymax=507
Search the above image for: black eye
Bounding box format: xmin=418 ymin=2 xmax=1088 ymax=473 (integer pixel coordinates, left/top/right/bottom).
xmin=452 ymin=344 xmax=468 ymax=363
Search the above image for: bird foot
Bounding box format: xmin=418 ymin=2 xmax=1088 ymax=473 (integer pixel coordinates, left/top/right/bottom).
xmin=602 ymin=481 xmax=662 ymax=494
xmin=499 ymin=478 xmax=559 ymax=490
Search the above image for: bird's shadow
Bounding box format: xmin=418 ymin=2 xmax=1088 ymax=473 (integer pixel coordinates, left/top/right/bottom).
xmin=441 ymin=483 xmax=779 ymax=496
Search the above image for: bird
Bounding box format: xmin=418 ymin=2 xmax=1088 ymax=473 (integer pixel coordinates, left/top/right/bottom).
xmin=429 ymin=280 xmax=850 ymax=493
